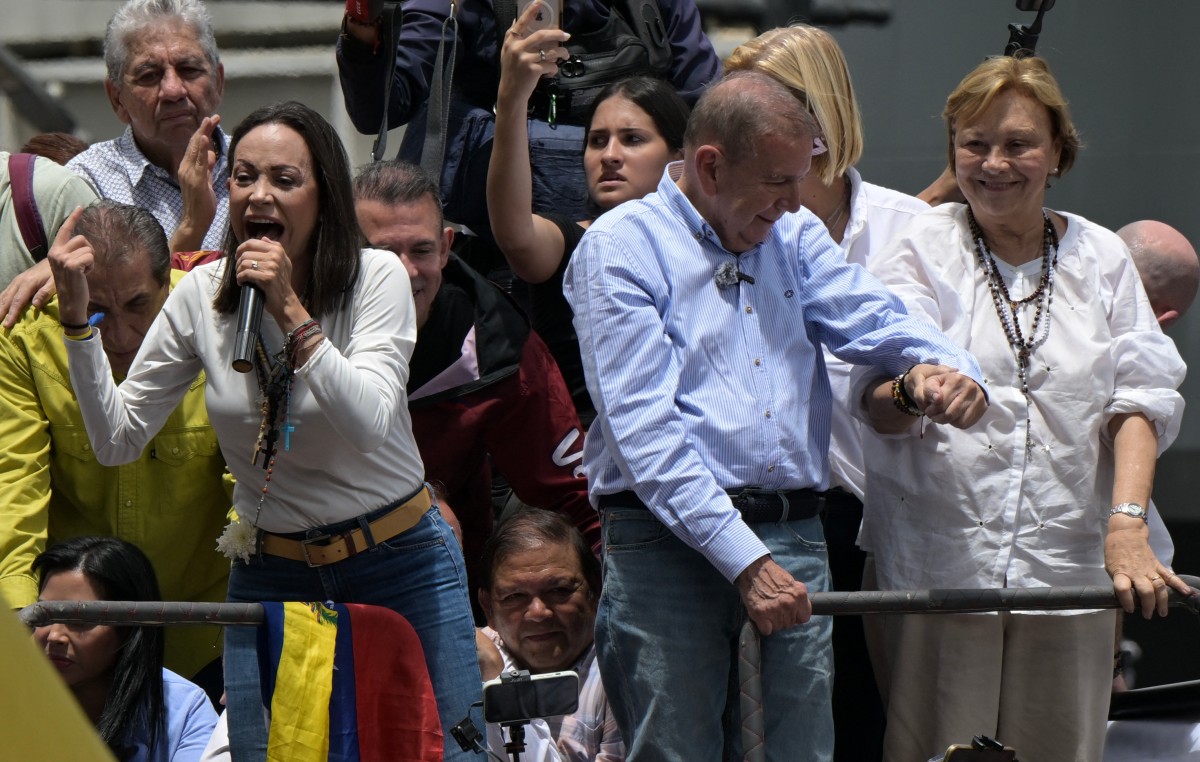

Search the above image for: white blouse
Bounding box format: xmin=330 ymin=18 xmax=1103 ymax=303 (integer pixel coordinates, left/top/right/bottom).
xmin=853 ymin=204 xmax=1185 ymax=593
xmin=825 ymin=167 xmax=931 ymax=499
xmin=65 ymin=248 xmax=426 ymax=533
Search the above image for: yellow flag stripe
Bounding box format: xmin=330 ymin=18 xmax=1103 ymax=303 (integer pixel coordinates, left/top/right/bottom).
xmin=266 ymin=602 xmax=338 ymax=762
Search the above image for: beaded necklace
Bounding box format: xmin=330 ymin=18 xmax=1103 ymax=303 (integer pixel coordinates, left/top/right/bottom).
xmin=247 ymin=337 xmax=293 ymax=527
xmin=966 ymin=206 xmax=1059 ymax=456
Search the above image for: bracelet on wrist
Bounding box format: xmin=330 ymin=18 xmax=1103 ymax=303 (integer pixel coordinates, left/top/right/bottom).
xmin=61 ymin=320 xmax=90 ymax=331
xmin=891 ymin=368 xmax=923 ymax=417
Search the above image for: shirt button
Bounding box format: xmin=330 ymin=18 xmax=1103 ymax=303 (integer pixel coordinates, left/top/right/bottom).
xmin=125 ymin=500 xmax=133 ymax=507
xmin=171 ymin=447 xmax=181 ymax=455
xmin=764 ymin=410 xmax=772 ymax=419
xmin=745 ymin=306 xmax=753 ymax=314
xmin=754 ymin=358 xmax=761 ymax=367
xmin=82 ymin=443 xmax=91 ymax=452
xmin=767 ymin=465 xmax=775 ymax=473
xmin=976 ymin=520 xmax=985 ymax=527
xmin=694 ymin=231 xmax=704 ymax=241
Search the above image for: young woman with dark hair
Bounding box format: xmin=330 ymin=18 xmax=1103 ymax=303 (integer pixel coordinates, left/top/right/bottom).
xmin=488 ymin=5 xmax=691 ymax=423
xmin=33 ymin=536 xmax=217 ymax=761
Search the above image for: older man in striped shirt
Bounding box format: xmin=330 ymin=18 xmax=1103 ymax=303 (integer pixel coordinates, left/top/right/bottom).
xmin=564 ymin=71 xmax=989 ymax=762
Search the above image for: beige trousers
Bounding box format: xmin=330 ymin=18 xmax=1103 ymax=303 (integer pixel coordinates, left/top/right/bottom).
xmin=863 ymin=558 xmax=1115 ymax=762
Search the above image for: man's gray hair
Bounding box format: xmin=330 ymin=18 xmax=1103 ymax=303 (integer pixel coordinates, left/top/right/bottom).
xmin=104 ymin=0 xmax=219 ymax=83
xmin=684 ymin=70 xmax=819 ymax=163
xmin=75 ymin=200 xmax=172 ymax=286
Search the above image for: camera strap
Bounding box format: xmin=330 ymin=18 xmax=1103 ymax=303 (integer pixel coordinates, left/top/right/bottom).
xmin=418 ymin=2 xmax=460 ymax=176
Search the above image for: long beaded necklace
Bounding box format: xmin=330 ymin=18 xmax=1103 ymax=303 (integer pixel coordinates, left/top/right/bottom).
xmin=247 ymin=337 xmax=293 ymax=527
xmin=966 ymin=206 xmax=1059 ymax=456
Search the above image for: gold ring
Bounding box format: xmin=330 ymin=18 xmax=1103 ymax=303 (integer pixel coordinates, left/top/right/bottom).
xmin=539 ymin=49 xmax=547 ymax=62
xmin=1149 ymin=575 xmax=1162 ymax=581
xmin=251 ymin=260 xmax=259 ymax=270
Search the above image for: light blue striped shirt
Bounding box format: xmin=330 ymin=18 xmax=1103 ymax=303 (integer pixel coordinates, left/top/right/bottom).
xmin=67 ymin=126 xmax=230 ymax=251
xmin=565 ymin=164 xmax=984 ymax=582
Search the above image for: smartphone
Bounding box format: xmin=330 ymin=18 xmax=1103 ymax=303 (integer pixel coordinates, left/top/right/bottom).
xmin=519 ymin=0 xmax=561 ymax=32
xmin=483 ymin=670 xmax=579 ymax=724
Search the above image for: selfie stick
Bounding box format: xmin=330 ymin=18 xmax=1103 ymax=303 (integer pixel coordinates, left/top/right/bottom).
xmin=501 ymin=721 xmax=529 ymax=762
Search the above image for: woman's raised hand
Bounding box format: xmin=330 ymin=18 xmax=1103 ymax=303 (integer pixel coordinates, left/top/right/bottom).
xmin=498 ymin=3 xmax=571 ymax=107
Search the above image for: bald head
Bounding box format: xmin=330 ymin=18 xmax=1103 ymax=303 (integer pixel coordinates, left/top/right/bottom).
xmin=1117 ymin=220 xmax=1199 ymax=329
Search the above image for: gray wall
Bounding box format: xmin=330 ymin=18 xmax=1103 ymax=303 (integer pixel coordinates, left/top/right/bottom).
xmin=829 ymin=0 xmax=1200 ymax=520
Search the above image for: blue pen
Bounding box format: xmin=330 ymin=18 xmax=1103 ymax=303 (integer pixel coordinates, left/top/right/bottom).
xmin=88 ymin=312 xmax=106 ymax=327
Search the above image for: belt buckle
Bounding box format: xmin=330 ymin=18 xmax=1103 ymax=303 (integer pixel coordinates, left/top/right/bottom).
xmin=775 ymin=490 xmax=790 ymax=522
xmin=299 ymin=533 xmax=332 ymax=568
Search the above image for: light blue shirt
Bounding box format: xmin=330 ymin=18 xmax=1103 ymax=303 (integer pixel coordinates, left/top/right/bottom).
xmin=565 ymin=163 xmax=985 ymax=582
xmin=126 ymin=668 xmax=219 ymax=762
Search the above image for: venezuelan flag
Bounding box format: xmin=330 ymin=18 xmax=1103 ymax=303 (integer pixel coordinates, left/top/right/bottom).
xmin=258 ymin=602 xmax=443 ymax=761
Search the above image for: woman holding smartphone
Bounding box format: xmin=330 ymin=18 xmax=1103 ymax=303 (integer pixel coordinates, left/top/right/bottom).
xmin=488 ymin=3 xmax=691 ymax=424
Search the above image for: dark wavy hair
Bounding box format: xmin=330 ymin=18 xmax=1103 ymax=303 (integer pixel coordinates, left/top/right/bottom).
xmin=214 ymin=101 xmax=362 ymax=317
xmin=34 ymin=536 xmax=165 ymax=758
xmin=478 ymin=508 xmax=601 ymax=598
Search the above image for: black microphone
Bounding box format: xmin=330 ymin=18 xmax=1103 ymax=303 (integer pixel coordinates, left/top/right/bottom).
xmin=231 ymin=284 xmax=264 ymax=373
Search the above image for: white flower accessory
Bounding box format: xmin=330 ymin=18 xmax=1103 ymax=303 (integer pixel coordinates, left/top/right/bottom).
xmin=714 ymin=261 xmax=740 ymax=288
xmin=216 ymin=517 xmax=258 ymax=564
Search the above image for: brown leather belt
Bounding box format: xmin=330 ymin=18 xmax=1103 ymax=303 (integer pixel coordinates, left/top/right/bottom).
xmin=259 ymin=487 xmax=431 ymax=567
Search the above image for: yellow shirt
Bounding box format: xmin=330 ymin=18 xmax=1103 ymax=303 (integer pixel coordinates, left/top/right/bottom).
xmin=0 ymin=270 xmax=231 ymax=677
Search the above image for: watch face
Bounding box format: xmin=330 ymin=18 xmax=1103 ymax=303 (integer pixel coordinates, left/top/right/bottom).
xmin=1113 ymin=503 xmax=1146 ymax=519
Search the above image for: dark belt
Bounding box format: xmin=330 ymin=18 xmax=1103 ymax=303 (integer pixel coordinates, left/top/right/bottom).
xmin=599 ymin=487 xmax=852 ymax=524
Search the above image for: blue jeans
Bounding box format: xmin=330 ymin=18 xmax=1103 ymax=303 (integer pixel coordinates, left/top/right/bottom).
xmin=224 ymin=504 xmax=481 ymax=762
xmin=596 ymin=506 xmax=833 ymax=762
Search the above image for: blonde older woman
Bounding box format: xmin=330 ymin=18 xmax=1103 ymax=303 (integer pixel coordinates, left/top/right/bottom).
xmin=855 ymin=56 xmax=1189 ymax=761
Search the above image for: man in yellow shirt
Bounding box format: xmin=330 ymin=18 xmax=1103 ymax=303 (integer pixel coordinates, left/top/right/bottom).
xmin=0 ymin=200 xmax=230 ymax=687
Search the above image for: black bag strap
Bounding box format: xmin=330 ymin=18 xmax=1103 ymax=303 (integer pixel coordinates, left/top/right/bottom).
xmin=418 ymin=2 xmax=459 ymax=177
xmin=371 ymin=3 xmax=402 ymax=161
xmin=495 ymin=0 xmax=517 ymax=42
xmin=8 ymin=153 xmax=49 ymax=261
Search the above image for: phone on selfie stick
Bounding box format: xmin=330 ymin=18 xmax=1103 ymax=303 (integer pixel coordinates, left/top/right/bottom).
xmin=1005 ymin=0 xmax=1056 ymax=56
xmin=483 ymin=669 xmax=580 ymax=761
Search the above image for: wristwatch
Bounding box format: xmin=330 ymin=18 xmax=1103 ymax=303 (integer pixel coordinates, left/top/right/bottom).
xmin=1109 ymin=502 xmax=1148 ymax=523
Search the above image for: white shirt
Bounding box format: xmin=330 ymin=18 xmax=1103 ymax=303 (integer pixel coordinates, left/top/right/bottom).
xmin=825 ymin=168 xmax=930 ymax=499
xmin=854 ymin=204 xmax=1185 ymax=593
xmin=64 ymin=248 xmax=425 ymax=532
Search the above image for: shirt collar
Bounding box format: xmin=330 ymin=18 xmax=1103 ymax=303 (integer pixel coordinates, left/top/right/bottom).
xmin=115 ymin=124 xmax=230 ymax=188
xmin=660 ymin=161 xmax=723 ymax=249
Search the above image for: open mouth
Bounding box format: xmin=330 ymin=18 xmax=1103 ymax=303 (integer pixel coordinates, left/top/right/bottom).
xmin=245 ymin=217 xmax=284 ymax=241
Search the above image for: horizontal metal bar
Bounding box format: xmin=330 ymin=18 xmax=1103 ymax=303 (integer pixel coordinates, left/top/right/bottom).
xmin=18 ymin=576 xmax=1199 ymax=627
